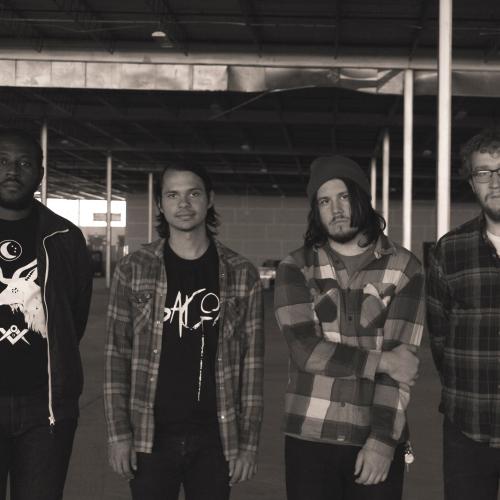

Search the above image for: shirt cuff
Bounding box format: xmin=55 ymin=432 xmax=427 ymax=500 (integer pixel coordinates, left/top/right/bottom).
xmin=363 ymin=436 xmax=396 ymax=460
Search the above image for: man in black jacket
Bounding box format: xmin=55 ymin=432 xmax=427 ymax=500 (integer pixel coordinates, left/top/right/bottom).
xmin=0 ymin=129 xmax=93 ymax=500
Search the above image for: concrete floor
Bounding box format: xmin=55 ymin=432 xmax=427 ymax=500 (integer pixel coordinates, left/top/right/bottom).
xmin=63 ymin=279 xmax=447 ymax=500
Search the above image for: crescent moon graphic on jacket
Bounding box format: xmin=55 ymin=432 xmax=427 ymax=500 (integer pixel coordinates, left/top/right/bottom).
xmin=0 ymin=240 xmax=22 ymax=261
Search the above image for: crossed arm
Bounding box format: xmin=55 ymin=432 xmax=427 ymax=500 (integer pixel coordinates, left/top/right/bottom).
xmin=274 ymin=254 xmax=424 ymax=485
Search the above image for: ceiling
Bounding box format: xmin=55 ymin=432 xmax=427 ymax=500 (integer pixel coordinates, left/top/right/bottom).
xmin=1 ymin=0 xmax=500 ymax=201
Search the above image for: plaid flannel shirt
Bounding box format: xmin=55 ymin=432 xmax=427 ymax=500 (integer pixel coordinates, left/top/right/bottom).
xmin=426 ymin=215 xmax=500 ymax=447
xmin=104 ymin=238 xmax=264 ymax=460
xmin=274 ymin=235 xmax=424 ymax=459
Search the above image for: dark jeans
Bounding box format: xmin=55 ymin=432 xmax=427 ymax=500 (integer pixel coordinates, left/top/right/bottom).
xmin=443 ymin=418 xmax=500 ymax=500
xmin=0 ymin=392 xmax=77 ymax=500
xmin=285 ymin=435 xmax=405 ymax=500
xmin=130 ymin=425 xmax=230 ymax=500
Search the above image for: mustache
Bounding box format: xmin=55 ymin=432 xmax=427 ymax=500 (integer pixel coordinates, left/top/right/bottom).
xmin=330 ymin=215 xmax=349 ymax=222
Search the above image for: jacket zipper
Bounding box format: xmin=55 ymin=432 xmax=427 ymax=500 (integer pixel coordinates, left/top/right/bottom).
xmin=42 ymin=228 xmax=69 ymax=429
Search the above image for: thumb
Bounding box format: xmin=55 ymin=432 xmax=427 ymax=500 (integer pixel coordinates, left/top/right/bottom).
xmin=228 ymin=459 xmax=235 ymax=477
xmin=130 ymin=447 xmax=137 ymax=471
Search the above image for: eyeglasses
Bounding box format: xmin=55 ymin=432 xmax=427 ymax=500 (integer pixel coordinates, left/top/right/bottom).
xmin=471 ymin=167 xmax=500 ymax=183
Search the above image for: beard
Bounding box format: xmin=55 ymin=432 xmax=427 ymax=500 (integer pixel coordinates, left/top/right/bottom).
xmin=325 ymin=222 xmax=359 ymax=244
xmin=0 ymin=181 xmax=38 ymax=211
xmin=482 ymin=203 xmax=500 ymax=223
xmin=328 ymin=227 xmax=359 ymax=243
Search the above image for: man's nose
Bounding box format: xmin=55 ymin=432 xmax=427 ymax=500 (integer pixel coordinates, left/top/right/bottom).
xmin=178 ymin=195 xmax=191 ymax=206
xmin=331 ymin=199 xmax=342 ymax=213
xmin=2 ymin=159 xmax=18 ymax=175
xmin=490 ymin=170 xmax=500 ymax=187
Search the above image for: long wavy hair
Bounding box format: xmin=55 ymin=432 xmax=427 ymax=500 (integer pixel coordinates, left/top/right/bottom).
xmin=304 ymin=178 xmax=386 ymax=248
xmin=154 ymin=163 xmax=220 ymax=239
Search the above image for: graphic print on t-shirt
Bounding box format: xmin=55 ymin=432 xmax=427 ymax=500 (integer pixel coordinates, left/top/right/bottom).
xmin=0 ymin=241 xmax=45 ymax=346
xmin=164 ymin=288 xmax=220 ymax=338
xmin=0 ymin=212 xmax=48 ymax=396
xmin=163 ymin=288 xmax=220 ymax=401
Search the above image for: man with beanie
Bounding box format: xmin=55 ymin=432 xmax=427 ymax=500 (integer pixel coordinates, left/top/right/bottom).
xmin=274 ymin=155 xmax=424 ymax=500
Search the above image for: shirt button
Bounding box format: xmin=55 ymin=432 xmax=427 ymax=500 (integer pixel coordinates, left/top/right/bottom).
xmin=220 ymin=415 xmax=225 ymax=420
xmin=156 ymin=321 xmax=161 ymax=326
xmin=217 ymin=356 xmax=222 ymax=362
xmin=153 ymin=349 xmax=158 ymax=354
xmin=150 ymin=377 xmax=155 ymax=382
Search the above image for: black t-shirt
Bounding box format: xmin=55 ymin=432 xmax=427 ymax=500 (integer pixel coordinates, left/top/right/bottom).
xmin=0 ymin=210 xmax=48 ymax=396
xmin=154 ymin=239 xmax=220 ymax=431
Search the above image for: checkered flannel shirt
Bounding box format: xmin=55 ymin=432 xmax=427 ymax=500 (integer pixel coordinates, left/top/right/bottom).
xmin=274 ymin=235 xmax=424 ymax=459
xmin=426 ymin=215 xmax=500 ymax=447
xmin=104 ymin=238 xmax=264 ymax=460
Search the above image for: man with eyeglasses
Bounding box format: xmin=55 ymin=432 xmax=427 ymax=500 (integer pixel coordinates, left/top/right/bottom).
xmin=426 ymin=127 xmax=500 ymax=500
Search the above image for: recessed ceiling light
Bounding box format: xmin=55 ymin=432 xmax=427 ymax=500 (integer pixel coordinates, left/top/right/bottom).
xmin=272 ymin=184 xmax=279 ymax=189
xmin=240 ymin=143 xmax=252 ymax=152
xmin=151 ymin=30 xmax=167 ymax=39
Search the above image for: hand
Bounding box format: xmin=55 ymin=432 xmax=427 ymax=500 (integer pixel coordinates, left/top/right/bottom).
xmin=108 ymin=440 xmax=137 ymax=480
xmin=228 ymin=450 xmax=257 ymax=486
xmin=354 ymin=447 xmax=391 ymax=485
xmin=378 ymin=344 xmax=419 ymax=385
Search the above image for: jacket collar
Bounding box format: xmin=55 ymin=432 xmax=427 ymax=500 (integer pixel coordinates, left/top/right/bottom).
xmin=317 ymin=232 xmax=396 ymax=259
xmin=32 ymin=199 xmax=72 ymax=237
xmin=373 ymin=233 xmax=397 ymax=259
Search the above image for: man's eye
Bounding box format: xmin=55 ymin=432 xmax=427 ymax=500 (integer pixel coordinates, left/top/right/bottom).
xmin=475 ymin=171 xmax=490 ymax=178
xmin=19 ymin=160 xmax=32 ymax=168
xmin=318 ymin=199 xmax=329 ymax=206
xmin=165 ymin=193 xmax=176 ymax=198
xmin=341 ymin=194 xmax=350 ymax=200
xmin=190 ymin=191 xmax=201 ymax=197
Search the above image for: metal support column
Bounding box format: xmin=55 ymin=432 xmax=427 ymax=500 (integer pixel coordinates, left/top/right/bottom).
xmin=40 ymin=120 xmax=48 ymax=205
xmin=403 ymin=69 xmax=414 ymax=250
xmin=106 ymin=152 xmax=112 ymax=288
xmin=370 ymin=157 xmax=377 ymax=209
xmin=382 ymin=130 xmax=390 ymax=234
xmin=148 ymin=172 xmax=154 ymax=243
xmin=437 ymin=0 xmax=453 ymax=238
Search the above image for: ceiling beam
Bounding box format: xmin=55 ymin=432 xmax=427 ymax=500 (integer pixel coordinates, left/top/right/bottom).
xmin=3 ymin=100 xmax=488 ymax=129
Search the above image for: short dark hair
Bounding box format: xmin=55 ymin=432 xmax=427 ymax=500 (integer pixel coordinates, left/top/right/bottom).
xmin=0 ymin=128 xmax=43 ymax=166
xmin=460 ymin=127 xmax=500 ymax=178
xmin=154 ymin=163 xmax=220 ymax=238
xmin=304 ymin=177 xmax=386 ymax=247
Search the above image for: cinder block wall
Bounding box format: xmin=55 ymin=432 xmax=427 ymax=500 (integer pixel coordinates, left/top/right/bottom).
xmin=126 ymin=193 xmax=480 ymax=266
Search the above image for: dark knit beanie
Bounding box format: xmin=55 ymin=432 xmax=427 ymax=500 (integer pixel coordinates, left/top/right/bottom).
xmin=306 ymin=155 xmax=371 ymax=202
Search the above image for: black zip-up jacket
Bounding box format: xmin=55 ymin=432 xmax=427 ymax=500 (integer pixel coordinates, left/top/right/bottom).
xmin=34 ymin=200 xmax=93 ymax=424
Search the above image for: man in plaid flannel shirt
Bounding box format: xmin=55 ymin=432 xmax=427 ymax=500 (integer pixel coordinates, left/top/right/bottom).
xmin=104 ymin=163 xmax=264 ymax=500
xmin=275 ymin=156 xmax=424 ymax=500
xmin=426 ymin=128 xmax=500 ymax=500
